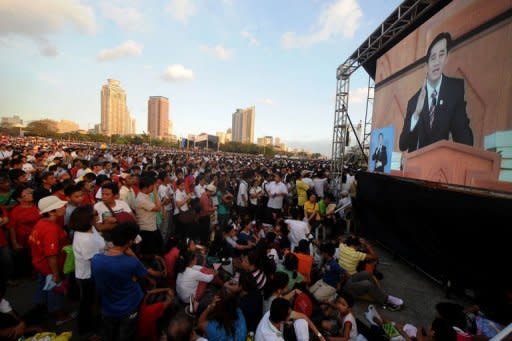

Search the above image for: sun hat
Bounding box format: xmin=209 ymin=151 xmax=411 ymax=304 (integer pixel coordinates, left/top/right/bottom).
xmin=38 ymin=196 xmax=67 ymax=214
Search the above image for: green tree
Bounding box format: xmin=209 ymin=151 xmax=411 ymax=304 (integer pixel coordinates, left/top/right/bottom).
xmin=26 ymin=119 xmax=58 ymax=137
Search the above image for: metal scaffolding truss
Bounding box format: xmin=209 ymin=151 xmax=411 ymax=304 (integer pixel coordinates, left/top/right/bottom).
xmin=363 ymin=75 xmax=375 ymax=153
xmin=330 ymin=0 xmax=441 ymax=198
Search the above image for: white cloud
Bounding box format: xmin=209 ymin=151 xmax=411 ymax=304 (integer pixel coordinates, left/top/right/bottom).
xmin=100 ymin=3 xmax=144 ymax=31
xmin=261 ymin=98 xmax=274 ymax=105
xmin=281 ymin=0 xmax=362 ymax=49
xmin=199 ymin=44 xmax=233 ymax=60
xmin=0 ymin=0 xmax=96 ymax=56
xmin=161 ymin=64 xmax=194 ymax=81
xmin=97 ymin=40 xmax=143 ymax=61
xmin=350 ymin=87 xmax=371 ymax=103
xmin=241 ymin=31 xmax=259 ymax=47
xmin=166 ymin=0 xmax=196 ymax=23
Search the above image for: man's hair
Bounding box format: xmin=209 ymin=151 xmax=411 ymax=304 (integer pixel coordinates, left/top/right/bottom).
xmin=426 ymin=32 xmax=452 ymax=60
xmin=69 ymin=205 xmax=94 ymax=232
xmin=320 ymin=242 xmax=336 ymax=257
xmin=269 ymin=297 xmax=290 ymax=323
xmin=138 ymin=176 xmax=156 ymax=190
xmin=166 ymin=312 xmax=193 ymax=341
xmin=101 ymin=182 xmax=119 ymax=195
xmin=111 ymin=221 xmax=139 ymax=246
xmin=64 ymin=183 xmax=82 ymax=197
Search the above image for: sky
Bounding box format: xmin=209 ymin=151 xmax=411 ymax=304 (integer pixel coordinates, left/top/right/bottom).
xmin=0 ymin=0 xmax=401 ymax=155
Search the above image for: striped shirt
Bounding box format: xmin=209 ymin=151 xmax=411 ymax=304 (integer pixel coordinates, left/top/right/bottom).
xmin=338 ymin=243 xmax=367 ymax=275
xmin=252 ymin=269 xmax=267 ymax=291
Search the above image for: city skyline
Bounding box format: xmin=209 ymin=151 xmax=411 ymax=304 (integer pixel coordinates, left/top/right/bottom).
xmin=0 ymin=0 xmax=402 ymax=154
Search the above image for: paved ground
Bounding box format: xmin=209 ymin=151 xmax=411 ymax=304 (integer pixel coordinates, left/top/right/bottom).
xmin=351 ymin=244 xmax=469 ymax=331
xmin=5 ymin=245 xmax=469 ymax=340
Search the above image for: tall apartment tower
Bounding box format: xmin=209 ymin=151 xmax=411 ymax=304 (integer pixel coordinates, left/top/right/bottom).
xmin=148 ymin=96 xmax=170 ymax=138
xmin=101 ymin=79 xmax=132 ymax=135
xmin=231 ymin=106 xmax=255 ymax=144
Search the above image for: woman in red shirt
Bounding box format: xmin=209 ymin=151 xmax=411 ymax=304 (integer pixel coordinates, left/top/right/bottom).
xmin=8 ymin=187 xmax=40 ymax=277
xmin=29 ymin=195 xmax=72 ymax=324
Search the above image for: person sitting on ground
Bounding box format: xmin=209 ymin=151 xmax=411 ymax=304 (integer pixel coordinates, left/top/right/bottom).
xmin=256 ymin=297 xmax=326 ymax=341
xmin=338 ymin=235 xmax=378 ymax=276
xmin=198 ymin=291 xmax=247 ymax=341
xmin=277 ymin=253 xmax=304 ymax=291
xmin=175 ymin=251 xmax=215 ymax=304
xmin=263 ymin=272 xmax=302 ymax=315
xmin=238 ymin=272 xmax=263 ymax=333
xmin=294 ymin=239 xmax=314 ymax=284
xmin=136 ymin=288 xmax=175 ymax=341
xmin=320 ymin=294 xmax=361 ymax=341
xmin=310 ymin=243 xmax=346 ymax=303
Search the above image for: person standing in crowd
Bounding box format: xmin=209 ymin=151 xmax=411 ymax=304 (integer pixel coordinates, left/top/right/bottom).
xmin=94 ymin=182 xmax=133 ymax=234
xmin=174 ymin=179 xmax=191 ymax=239
xmin=135 ymin=177 xmax=163 ymax=255
xmin=28 ymin=196 xmax=73 ymax=325
xmin=33 ymin=172 xmax=56 ymax=205
xmin=194 ymin=176 xmax=206 ymax=199
xmin=296 ymin=172 xmax=310 ymax=213
xmin=63 ymin=184 xmax=84 ymax=227
xmin=248 ymin=178 xmax=263 ymax=221
xmin=237 ymin=174 xmax=249 ymax=218
xmin=91 ymin=222 xmax=147 ymax=341
xmin=198 ymin=184 xmax=216 ymax=245
xmin=70 ymin=205 xmax=105 ymax=336
xmin=7 ymin=187 xmax=39 ymax=277
xmin=158 ymin=171 xmax=174 ymax=239
xmin=266 ymin=173 xmax=288 ymax=224
xmin=313 ymin=172 xmax=328 ymax=200
xmin=119 ymin=173 xmax=137 ymax=212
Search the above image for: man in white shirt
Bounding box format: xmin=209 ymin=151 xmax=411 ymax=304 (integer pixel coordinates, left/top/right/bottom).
xmin=237 ymin=177 xmax=249 ymax=216
xmin=158 ymin=172 xmax=174 ymax=239
xmin=266 ymin=173 xmax=288 ymax=223
xmin=94 ymin=182 xmax=133 ymax=234
xmin=256 ymin=298 xmax=320 ymax=341
xmin=135 ymin=177 xmax=163 ymax=254
xmin=284 ymin=216 xmax=310 ymax=252
xmin=313 ymin=172 xmax=328 ymax=199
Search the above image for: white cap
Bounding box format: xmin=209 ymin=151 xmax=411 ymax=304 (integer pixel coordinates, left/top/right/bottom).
xmin=38 ymin=196 xmax=67 ymax=214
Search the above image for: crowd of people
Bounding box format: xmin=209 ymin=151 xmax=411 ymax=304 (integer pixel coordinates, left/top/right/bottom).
xmin=0 ymin=137 xmax=509 ymax=341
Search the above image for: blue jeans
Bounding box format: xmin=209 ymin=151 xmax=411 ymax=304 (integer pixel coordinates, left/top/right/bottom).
xmin=35 ymin=274 xmax=65 ymax=313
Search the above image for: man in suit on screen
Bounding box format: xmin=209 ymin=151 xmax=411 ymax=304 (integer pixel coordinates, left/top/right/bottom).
xmin=399 ymin=32 xmax=473 ymax=153
xmin=372 ymin=133 xmax=387 ymax=172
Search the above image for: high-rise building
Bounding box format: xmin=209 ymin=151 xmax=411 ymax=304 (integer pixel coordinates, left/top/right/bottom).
xmin=231 ymin=106 xmax=255 ymax=144
xmin=101 ymin=79 xmax=132 ymax=136
xmin=148 ymin=96 xmax=169 ymax=138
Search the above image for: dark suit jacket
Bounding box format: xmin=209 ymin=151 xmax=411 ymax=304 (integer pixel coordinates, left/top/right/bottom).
xmin=372 ymin=145 xmax=387 ymax=172
xmin=399 ymin=75 xmax=473 ymax=152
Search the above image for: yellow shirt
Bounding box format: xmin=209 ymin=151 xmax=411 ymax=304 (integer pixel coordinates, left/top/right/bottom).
xmin=338 ymin=243 xmax=367 ymax=275
xmin=296 ymin=180 xmax=309 ymax=206
xmin=304 ymin=201 xmax=320 ymax=221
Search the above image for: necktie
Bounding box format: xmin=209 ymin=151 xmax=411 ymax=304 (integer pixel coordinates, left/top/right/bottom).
xmin=429 ymin=90 xmax=437 ymax=128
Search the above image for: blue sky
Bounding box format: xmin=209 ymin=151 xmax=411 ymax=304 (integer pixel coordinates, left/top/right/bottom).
xmin=0 ymin=0 xmax=401 ymax=155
